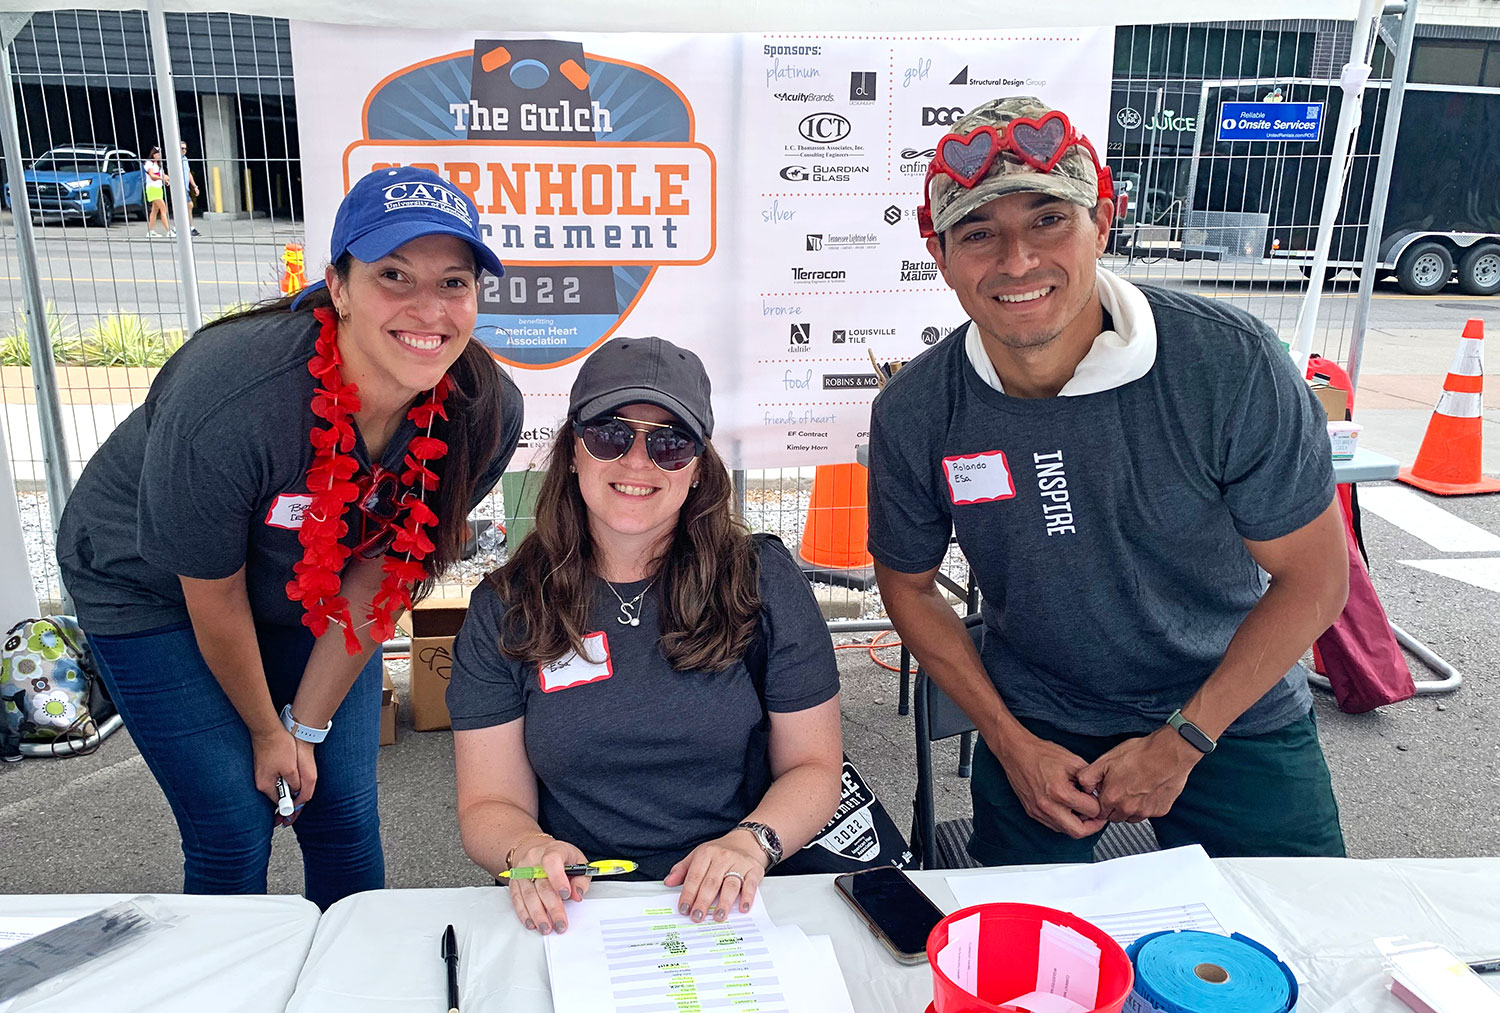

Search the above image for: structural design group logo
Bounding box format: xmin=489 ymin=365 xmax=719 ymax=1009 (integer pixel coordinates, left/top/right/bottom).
xmin=350 ymin=38 xmax=717 ymax=368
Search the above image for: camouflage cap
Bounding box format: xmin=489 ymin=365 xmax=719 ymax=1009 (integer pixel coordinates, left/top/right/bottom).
xmin=926 ymin=96 xmax=1101 ymax=235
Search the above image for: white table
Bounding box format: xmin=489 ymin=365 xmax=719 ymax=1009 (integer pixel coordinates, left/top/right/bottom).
xmin=288 ymin=857 xmax=1500 ymax=1012
xmin=0 ymin=893 xmax=318 ymax=1012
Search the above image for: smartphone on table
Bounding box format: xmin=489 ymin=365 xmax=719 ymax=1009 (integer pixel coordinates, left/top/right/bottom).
xmin=834 ymin=866 xmax=947 ymax=965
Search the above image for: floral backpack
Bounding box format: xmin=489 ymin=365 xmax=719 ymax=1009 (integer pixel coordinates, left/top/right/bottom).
xmin=1 ymin=617 xmax=110 ymax=758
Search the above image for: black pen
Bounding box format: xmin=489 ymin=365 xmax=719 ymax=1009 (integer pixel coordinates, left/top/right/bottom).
xmin=1469 ymin=956 xmax=1500 ymax=974
xmin=442 ymin=924 xmax=459 ymax=1012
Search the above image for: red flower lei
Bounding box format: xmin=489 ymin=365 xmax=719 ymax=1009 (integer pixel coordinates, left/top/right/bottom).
xmin=285 ymin=307 xmax=452 ymax=654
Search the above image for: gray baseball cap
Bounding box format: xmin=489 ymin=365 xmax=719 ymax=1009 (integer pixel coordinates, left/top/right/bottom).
xmin=569 ymin=336 xmax=714 ymax=444
xmin=927 ymin=96 xmax=1102 ymax=235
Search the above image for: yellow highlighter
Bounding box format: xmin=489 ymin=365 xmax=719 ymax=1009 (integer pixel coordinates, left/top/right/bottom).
xmin=499 ymin=859 xmax=638 ymax=879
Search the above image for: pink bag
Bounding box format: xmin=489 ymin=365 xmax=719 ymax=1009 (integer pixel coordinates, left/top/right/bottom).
xmin=1311 ymin=490 xmax=1416 ymax=713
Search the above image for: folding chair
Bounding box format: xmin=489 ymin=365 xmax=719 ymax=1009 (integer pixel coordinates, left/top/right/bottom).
xmin=911 ymin=615 xmax=1160 ymax=869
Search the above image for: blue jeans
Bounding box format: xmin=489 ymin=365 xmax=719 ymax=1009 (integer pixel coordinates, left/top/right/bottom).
xmin=89 ymin=621 xmax=385 ymax=909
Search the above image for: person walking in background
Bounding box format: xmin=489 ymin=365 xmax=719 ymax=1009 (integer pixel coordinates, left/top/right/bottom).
xmin=176 ymin=141 xmax=201 ymax=237
xmin=143 ymin=146 xmax=171 ymax=237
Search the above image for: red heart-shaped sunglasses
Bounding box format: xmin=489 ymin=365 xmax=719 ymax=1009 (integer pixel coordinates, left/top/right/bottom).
xmin=915 ymin=110 xmax=1123 ymax=237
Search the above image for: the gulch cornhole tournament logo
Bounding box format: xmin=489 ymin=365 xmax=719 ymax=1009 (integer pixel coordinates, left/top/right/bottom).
xmin=349 ymin=39 xmax=716 ymax=368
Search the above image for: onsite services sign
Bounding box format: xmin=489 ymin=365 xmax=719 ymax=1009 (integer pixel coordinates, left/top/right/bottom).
xmin=290 ymin=25 xmax=1112 ymax=468
xmin=1215 ymin=101 xmax=1324 ymax=143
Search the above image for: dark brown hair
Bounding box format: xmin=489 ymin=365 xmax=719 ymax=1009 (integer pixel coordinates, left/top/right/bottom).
xmin=202 ymin=253 xmax=505 ymax=602
xmin=491 ymin=425 xmax=760 ymax=672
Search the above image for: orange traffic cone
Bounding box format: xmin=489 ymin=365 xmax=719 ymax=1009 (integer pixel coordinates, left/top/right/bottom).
xmin=797 ymin=463 xmax=874 ymax=572
xmin=1398 ymin=319 xmax=1500 ymax=496
xmin=280 ymin=242 xmax=307 ymax=296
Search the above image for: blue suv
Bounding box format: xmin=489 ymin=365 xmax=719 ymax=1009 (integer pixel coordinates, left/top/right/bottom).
xmin=3 ymin=146 xmax=147 ymax=227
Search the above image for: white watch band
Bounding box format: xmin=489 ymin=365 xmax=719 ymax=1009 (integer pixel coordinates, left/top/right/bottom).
xmin=280 ymin=704 xmax=332 ymax=743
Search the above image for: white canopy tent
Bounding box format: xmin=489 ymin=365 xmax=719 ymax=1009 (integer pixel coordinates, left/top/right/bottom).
xmin=0 ymin=1 xmax=1363 ymax=29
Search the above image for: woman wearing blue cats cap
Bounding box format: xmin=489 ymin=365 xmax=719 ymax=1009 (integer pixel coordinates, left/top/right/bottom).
xmin=57 ymin=166 xmax=521 ymax=908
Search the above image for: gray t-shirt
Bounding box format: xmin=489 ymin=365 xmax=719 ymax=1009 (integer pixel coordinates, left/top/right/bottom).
xmin=868 ymin=286 xmax=1334 ymax=737
xmin=57 ymin=310 xmax=523 ymax=634
xmin=446 ymin=538 xmax=840 ymax=880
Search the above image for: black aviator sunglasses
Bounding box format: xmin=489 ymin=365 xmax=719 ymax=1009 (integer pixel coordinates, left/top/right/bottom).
xmin=573 ymin=415 xmax=703 ymax=472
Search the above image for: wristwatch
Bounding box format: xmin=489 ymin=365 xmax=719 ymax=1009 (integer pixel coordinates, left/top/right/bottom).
xmin=1166 ymin=709 xmax=1216 ymax=755
xmin=280 ymin=704 xmax=332 ymax=744
xmin=736 ymin=821 xmax=783 ymax=867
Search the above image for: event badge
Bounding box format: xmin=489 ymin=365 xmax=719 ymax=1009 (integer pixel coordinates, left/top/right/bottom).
xmin=539 ymin=631 xmax=613 ymax=692
xmin=942 ymin=450 xmax=1016 ymax=505
xmin=264 ymin=493 xmax=314 ymax=530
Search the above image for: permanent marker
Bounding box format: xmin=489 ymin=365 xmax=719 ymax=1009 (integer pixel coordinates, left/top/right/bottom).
xmin=1468 ymin=956 xmax=1500 ymax=974
xmin=274 ymin=776 xmax=294 ymax=818
xmin=442 ymin=924 xmax=460 ymax=1013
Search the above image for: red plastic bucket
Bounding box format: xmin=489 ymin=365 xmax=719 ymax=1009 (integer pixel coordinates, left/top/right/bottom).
xmin=926 ymin=903 xmax=1134 ymax=1013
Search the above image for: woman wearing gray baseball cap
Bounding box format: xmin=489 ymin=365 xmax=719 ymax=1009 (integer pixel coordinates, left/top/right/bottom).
xmin=447 ymin=335 xmax=844 ymax=936
xmin=57 ymin=166 xmax=521 ymax=909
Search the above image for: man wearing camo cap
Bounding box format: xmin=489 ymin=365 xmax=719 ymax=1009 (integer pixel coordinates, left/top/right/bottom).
xmin=869 ymin=96 xmax=1349 ymax=865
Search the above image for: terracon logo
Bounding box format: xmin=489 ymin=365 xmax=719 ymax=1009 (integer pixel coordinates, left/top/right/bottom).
xmin=352 ymin=38 xmax=716 ymax=369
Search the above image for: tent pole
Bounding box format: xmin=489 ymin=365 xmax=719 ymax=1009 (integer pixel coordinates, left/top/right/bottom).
xmin=0 ymin=26 xmax=73 ymax=548
xmin=1290 ymin=0 xmax=1381 ymax=363
xmin=1346 ymin=0 xmax=1417 ymax=395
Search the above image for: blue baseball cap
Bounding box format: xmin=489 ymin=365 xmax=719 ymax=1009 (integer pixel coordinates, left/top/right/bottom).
xmin=292 ymin=166 xmax=503 ymax=307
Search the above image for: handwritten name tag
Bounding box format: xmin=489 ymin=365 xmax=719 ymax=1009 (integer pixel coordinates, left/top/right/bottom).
xmin=942 ymin=450 xmax=1016 ymax=505
xmin=265 ymin=493 xmax=314 ymax=530
xmin=539 ymin=631 xmax=613 ymax=692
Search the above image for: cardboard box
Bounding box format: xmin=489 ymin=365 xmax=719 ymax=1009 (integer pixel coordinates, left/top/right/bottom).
xmin=1308 ymin=380 xmax=1349 ymax=422
xmin=408 ymin=596 xmax=468 ymax=731
xmin=380 ymin=664 xmax=398 ymax=747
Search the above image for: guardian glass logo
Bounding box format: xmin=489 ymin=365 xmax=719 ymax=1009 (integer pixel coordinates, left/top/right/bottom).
xmin=780 ymin=163 xmax=870 ymax=183
xmin=798 ymin=112 xmax=852 ymax=143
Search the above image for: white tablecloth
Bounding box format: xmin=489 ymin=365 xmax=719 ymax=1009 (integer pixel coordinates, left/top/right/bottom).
xmin=288 ymin=856 xmax=1500 ymax=1012
xmin=0 ymin=893 xmax=318 ymax=1012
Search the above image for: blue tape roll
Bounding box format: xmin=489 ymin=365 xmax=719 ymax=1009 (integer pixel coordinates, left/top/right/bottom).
xmin=1127 ymin=930 xmax=1297 ymax=1013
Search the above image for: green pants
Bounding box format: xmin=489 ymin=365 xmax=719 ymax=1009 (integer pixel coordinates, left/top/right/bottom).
xmin=968 ymin=709 xmax=1346 ymax=866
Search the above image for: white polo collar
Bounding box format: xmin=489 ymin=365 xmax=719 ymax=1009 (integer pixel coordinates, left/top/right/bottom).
xmin=964 ymin=266 xmax=1157 ymax=396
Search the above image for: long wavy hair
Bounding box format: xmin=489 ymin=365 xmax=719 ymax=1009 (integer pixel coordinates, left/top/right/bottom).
xmin=492 ymin=423 xmax=760 ymax=672
xmin=202 ymin=254 xmax=505 ymax=602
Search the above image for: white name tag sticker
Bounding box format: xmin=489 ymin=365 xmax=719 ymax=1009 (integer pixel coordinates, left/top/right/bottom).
xmin=943 ymin=450 xmax=1016 ymax=505
xmin=265 ymin=493 xmax=315 ymax=530
xmin=539 ymin=631 xmax=613 ymax=693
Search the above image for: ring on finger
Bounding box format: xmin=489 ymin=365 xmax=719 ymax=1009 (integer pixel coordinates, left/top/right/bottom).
xmin=722 ymin=870 xmax=746 ymax=882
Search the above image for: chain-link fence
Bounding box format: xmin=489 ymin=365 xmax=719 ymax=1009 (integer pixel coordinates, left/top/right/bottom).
xmin=1 ymin=13 xmax=1407 ymax=624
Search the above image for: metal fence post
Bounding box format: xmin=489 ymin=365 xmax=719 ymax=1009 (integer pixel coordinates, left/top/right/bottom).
xmin=0 ymin=19 xmax=73 ymax=543
xmin=147 ymin=0 xmax=202 ymax=334
xmin=1347 ymin=0 xmax=1418 ymax=395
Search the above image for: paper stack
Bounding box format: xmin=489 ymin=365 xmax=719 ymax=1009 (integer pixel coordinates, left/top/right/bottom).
xmin=543 ymin=892 xmax=855 ymax=1013
xmin=1386 ymin=943 xmax=1500 ymax=1012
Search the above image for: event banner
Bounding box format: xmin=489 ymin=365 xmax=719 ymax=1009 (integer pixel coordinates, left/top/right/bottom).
xmin=290 ymin=25 xmax=1113 ymax=468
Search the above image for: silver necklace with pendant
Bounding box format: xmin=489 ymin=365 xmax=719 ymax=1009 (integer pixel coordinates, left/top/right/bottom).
xmin=604 ymin=575 xmax=658 ymax=627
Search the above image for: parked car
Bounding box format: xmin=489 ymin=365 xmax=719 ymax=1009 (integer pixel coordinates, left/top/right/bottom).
xmin=2 ymin=145 xmax=147 ymax=227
